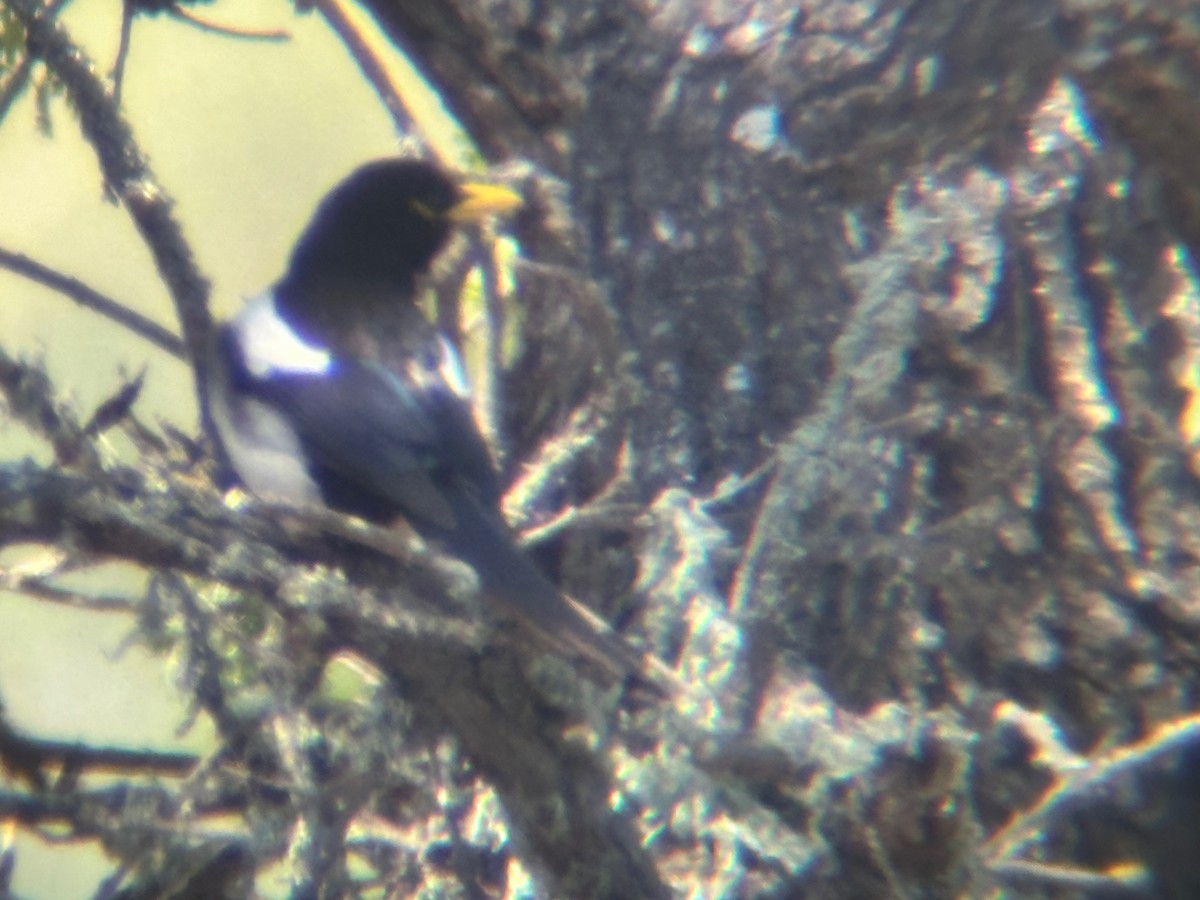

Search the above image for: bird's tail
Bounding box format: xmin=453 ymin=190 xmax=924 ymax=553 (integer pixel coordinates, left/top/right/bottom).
xmin=439 ymin=488 xmax=678 ymax=694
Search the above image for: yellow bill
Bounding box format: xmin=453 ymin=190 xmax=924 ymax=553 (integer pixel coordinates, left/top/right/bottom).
xmin=446 ymin=182 xmax=523 ymax=222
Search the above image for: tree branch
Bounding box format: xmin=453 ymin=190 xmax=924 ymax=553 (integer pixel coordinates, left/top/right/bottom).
xmin=6 ymin=0 xmax=211 ymax=396
xmin=984 ymin=712 xmax=1200 ymax=872
xmin=312 ymin=0 xmax=419 ymax=145
xmin=0 ymin=456 xmax=673 ymax=897
xmin=0 ymin=247 xmax=187 ymax=360
xmin=0 ymin=716 xmax=198 ymax=787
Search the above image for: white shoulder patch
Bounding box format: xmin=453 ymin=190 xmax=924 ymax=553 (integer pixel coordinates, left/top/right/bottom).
xmin=234 ymin=293 xmax=332 ymax=378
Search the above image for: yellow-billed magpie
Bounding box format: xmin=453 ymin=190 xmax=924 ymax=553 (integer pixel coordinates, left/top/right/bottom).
xmin=209 ymin=159 xmax=662 ymax=687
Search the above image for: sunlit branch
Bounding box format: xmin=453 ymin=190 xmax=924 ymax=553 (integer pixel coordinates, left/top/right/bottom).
xmin=984 ymin=711 xmax=1200 ymax=876
xmin=312 ymin=0 xmax=420 ymax=144
xmin=502 ymin=405 xmax=602 ymax=528
xmin=472 ymin=233 xmax=505 ymax=464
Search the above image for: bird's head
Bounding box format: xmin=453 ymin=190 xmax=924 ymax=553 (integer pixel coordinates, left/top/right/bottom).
xmin=280 ymin=159 xmax=522 ymax=295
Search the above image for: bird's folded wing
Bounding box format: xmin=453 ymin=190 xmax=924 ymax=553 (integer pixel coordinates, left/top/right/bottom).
xmin=249 ymin=359 xmax=499 ymax=532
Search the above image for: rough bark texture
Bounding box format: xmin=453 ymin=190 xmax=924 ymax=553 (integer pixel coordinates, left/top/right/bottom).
xmin=364 ymin=0 xmax=1200 ymax=896
xmin=5 ymin=0 xmax=1200 ymax=897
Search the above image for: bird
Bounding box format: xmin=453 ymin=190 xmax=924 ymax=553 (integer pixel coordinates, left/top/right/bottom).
xmin=208 ymin=159 xmax=666 ymax=689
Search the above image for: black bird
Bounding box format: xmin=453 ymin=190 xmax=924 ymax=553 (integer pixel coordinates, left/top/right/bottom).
xmin=209 ymin=159 xmax=662 ymax=686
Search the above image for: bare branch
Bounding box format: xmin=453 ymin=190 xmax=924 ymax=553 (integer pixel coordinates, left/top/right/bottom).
xmin=0 ymin=52 xmax=34 ymax=123
xmin=5 ymin=0 xmax=211 ymax=390
xmin=518 ymin=500 xmax=641 ymax=548
xmin=111 ymin=0 xmax=133 ymax=107
xmin=0 ymin=347 xmax=98 ymax=468
xmin=470 ymin=232 xmax=505 ymax=461
xmin=167 ymin=5 xmax=289 ymax=42
xmin=515 ymin=439 xmax=638 ymax=546
xmin=989 ymin=858 xmax=1152 ymax=895
xmin=984 ymin=712 xmax=1200 ymax=872
xmin=502 ymin=405 xmax=603 ymax=528
xmin=0 ymin=718 xmax=197 ymax=785
xmin=0 ymin=783 xmax=241 ymax=830
xmin=0 ymin=574 xmax=133 ymax=613
xmin=312 ymin=0 xmax=419 ymax=144
xmin=0 ymin=248 xmax=187 ymax=360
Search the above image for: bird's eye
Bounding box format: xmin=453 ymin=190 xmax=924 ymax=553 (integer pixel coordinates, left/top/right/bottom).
xmin=409 ymin=198 xmax=437 ymax=221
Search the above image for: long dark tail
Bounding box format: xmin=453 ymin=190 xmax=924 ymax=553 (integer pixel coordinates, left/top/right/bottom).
xmin=437 ymin=486 xmax=673 ymax=690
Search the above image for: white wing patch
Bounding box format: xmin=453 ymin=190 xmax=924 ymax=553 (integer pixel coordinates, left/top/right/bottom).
xmin=234 ymin=293 xmax=332 ymax=378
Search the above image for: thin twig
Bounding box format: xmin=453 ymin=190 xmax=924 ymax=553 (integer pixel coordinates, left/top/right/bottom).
xmin=502 ymin=405 xmax=602 ymax=528
xmin=516 ymin=440 xmax=638 ymax=546
xmin=82 ymin=368 xmax=146 ymax=436
xmin=167 ymin=5 xmax=289 ymax=42
xmin=113 ymin=2 xmax=288 ymax=106
xmin=0 ymin=730 xmax=197 ymax=781
xmin=701 ymin=455 xmax=777 ymax=510
xmin=312 ymin=0 xmax=420 ymax=143
xmin=0 ymin=783 xmax=236 ymax=827
xmin=0 ymin=346 xmax=97 ymax=468
xmin=726 ymin=464 xmax=783 ymax=617
xmin=0 ymin=247 xmax=187 ymax=360
xmin=436 ymin=250 xmax=475 ymax=347
xmin=0 ymin=573 xmax=133 ymax=613
xmin=983 ymin=711 xmax=1200 ymax=867
xmin=0 ymin=53 xmax=35 ymax=123
xmin=473 ymin=232 xmax=505 ymax=464
xmin=518 ymin=501 xmax=641 ymax=548
xmin=111 ymin=0 xmax=133 ymax=106
xmin=7 ymin=0 xmax=212 ymax=390
xmin=989 ymin=858 xmax=1151 ymax=895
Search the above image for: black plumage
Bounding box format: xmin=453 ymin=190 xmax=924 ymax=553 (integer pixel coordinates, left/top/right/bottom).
xmin=210 ymin=160 xmax=664 ymax=686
